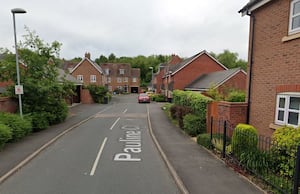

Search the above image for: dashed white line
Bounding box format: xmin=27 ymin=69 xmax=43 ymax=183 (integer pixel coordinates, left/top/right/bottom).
xmin=123 ymin=109 xmax=128 ymax=114
xmin=90 ymin=137 xmax=108 ymax=176
xmin=110 ymin=117 xmax=120 ymax=130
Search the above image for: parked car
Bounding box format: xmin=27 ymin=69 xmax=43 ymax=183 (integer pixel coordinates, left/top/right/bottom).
xmin=138 ymin=93 xmax=150 ymax=103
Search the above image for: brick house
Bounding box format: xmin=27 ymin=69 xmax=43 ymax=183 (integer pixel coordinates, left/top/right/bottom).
xmin=100 ymin=63 xmax=140 ymax=93
xmin=239 ymin=0 xmax=300 ymax=137
xmin=71 ymin=53 xmax=107 ymax=86
xmin=162 ymin=50 xmax=227 ymax=101
xmin=185 ymin=67 xmax=247 ymax=96
xmin=153 ymin=54 xmax=182 ymax=94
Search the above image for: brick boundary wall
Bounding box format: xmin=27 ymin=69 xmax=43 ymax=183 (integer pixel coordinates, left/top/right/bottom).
xmin=0 ymin=97 xmax=17 ymax=113
xmin=207 ymin=101 xmax=248 ymax=136
xmin=80 ymin=88 xmax=94 ymax=104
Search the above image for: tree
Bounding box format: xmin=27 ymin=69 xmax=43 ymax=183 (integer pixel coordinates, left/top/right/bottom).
xmin=1 ymin=28 xmax=74 ymax=130
xmin=210 ymin=50 xmax=247 ymax=71
xmin=95 ymin=55 xmax=108 ymax=64
xmin=108 ymin=53 xmax=116 ymax=62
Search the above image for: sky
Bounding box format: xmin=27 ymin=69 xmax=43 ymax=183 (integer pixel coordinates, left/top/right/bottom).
xmin=1 ymin=0 xmax=250 ymax=60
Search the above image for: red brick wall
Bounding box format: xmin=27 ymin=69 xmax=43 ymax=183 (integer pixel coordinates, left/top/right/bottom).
xmin=218 ymin=71 xmax=247 ymax=95
xmin=0 ymin=97 xmax=17 ymax=113
xmin=247 ymin=0 xmax=300 ymax=137
xmin=72 ymin=59 xmax=104 ymax=86
xmin=81 ymin=88 xmax=94 ymax=104
xmin=173 ymin=53 xmax=226 ymax=90
xmin=207 ymin=101 xmax=248 ymax=136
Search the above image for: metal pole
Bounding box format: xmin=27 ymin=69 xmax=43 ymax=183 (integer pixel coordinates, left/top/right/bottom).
xmin=12 ymin=12 xmax=23 ymax=118
xmin=222 ymin=120 xmax=227 ymax=158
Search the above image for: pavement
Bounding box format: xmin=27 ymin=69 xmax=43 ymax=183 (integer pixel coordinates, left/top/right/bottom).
xmin=0 ymin=99 xmax=264 ymax=194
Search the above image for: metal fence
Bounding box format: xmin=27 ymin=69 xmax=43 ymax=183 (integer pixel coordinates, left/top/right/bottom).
xmin=209 ymin=117 xmax=300 ymax=194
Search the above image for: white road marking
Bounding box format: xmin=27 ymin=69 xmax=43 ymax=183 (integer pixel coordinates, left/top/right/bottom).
xmin=90 ymin=137 xmax=108 ymax=176
xmin=123 ymin=109 xmax=128 ymax=114
xmin=110 ymin=117 xmax=120 ymax=130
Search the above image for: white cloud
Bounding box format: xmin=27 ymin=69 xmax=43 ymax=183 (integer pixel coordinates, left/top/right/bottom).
xmin=0 ymin=0 xmax=250 ymax=60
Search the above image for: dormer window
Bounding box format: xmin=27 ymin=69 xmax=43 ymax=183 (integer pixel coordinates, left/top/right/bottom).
xmin=119 ymin=69 xmax=125 ymax=75
xmin=105 ymin=68 xmax=110 ymax=75
xmin=289 ymin=0 xmax=300 ymax=34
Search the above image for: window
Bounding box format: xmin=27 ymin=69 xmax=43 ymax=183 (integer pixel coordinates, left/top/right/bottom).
xmin=123 ymin=77 xmax=128 ymax=82
xmin=117 ymin=77 xmax=122 ymax=83
xmin=105 ymin=69 xmax=110 ymax=75
xmin=108 ymin=86 xmax=112 ymax=92
xmin=90 ymin=75 xmax=96 ymax=83
xmin=275 ymin=93 xmax=300 ymax=126
xmin=119 ymin=69 xmax=125 ymax=75
xmin=132 ymin=77 xmax=137 ymax=83
xmin=77 ymin=75 xmax=83 ymax=81
xmin=289 ymin=0 xmax=300 ymax=34
xmin=107 ymin=77 xmax=111 ymax=83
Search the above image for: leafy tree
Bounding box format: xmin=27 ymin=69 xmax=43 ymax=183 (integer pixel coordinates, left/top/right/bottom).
xmin=1 ymin=28 xmax=73 ymax=128
xmin=108 ymin=53 xmax=116 ymax=62
xmin=210 ymin=50 xmax=247 ymax=71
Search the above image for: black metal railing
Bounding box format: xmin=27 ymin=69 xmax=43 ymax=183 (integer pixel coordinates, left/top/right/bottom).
xmin=209 ymin=117 xmax=300 ymax=194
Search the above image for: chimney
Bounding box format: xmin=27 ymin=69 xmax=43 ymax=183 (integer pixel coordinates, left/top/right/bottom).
xmin=85 ymin=52 xmax=91 ymax=59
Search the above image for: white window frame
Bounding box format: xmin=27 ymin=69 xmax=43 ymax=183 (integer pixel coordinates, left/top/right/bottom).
xmin=132 ymin=77 xmax=137 ymax=83
xmin=119 ymin=69 xmax=125 ymax=75
xmin=105 ymin=68 xmax=110 ymax=75
xmin=90 ymin=75 xmax=96 ymax=83
xmin=117 ymin=77 xmax=122 ymax=83
xmin=289 ymin=0 xmax=300 ymax=34
xmin=275 ymin=93 xmax=300 ymax=127
xmin=123 ymin=77 xmax=128 ymax=82
xmin=77 ymin=75 xmax=83 ymax=81
xmin=107 ymin=77 xmax=111 ymax=83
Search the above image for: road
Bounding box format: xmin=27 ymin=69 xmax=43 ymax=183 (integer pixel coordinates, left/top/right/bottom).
xmin=0 ymin=94 xmax=179 ymax=194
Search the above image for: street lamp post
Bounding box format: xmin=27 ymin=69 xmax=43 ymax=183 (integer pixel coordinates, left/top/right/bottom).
xmin=149 ymin=67 xmax=153 ymax=91
xmin=11 ymin=8 xmax=26 ymax=118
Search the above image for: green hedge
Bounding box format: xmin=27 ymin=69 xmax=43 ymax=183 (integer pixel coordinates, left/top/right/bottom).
xmin=226 ymin=90 xmax=246 ymax=102
xmin=271 ymin=126 xmax=300 ymax=178
xmin=231 ymin=124 xmax=258 ymax=159
xmin=0 ymin=112 xmax=32 ymax=142
xmin=183 ymin=114 xmax=205 ymax=137
xmin=197 ymin=133 xmax=212 ymax=149
xmin=0 ymin=123 xmax=12 ymax=149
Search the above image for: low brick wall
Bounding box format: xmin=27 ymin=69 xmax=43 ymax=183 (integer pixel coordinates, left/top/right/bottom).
xmin=80 ymin=88 xmax=94 ymax=104
xmin=0 ymin=97 xmax=17 ymax=113
xmin=207 ymin=101 xmax=248 ymax=136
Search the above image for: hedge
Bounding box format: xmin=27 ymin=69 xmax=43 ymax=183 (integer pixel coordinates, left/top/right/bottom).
xmin=0 ymin=123 xmax=12 ymax=149
xmin=183 ymin=114 xmax=205 ymax=137
xmin=0 ymin=112 xmax=32 ymax=142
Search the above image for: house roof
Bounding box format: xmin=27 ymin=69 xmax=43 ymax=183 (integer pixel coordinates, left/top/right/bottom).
xmin=166 ymin=50 xmax=227 ymax=77
xmin=57 ymin=68 xmax=82 ymax=85
xmin=239 ymin=0 xmax=273 ymax=16
xmin=185 ymin=68 xmax=246 ymax=91
xmin=70 ymin=57 xmax=104 ymax=74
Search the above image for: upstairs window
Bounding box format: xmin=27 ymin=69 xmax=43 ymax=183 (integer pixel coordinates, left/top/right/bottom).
xmin=119 ymin=69 xmax=125 ymax=75
xmin=289 ymin=0 xmax=300 ymax=34
xmin=107 ymin=77 xmax=111 ymax=83
xmin=132 ymin=77 xmax=137 ymax=83
xmin=90 ymin=75 xmax=96 ymax=83
xmin=77 ymin=75 xmax=83 ymax=81
xmin=275 ymin=93 xmax=300 ymax=127
xmin=105 ymin=69 xmax=110 ymax=75
xmin=117 ymin=77 xmax=122 ymax=83
xmin=123 ymin=77 xmax=128 ymax=82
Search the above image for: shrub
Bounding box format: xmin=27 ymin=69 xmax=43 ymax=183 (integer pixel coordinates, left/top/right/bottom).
xmin=271 ymin=126 xmax=300 ymax=178
xmin=152 ymin=94 xmax=165 ymax=102
xmin=197 ymin=133 xmax=212 ymax=149
xmin=30 ymin=112 xmax=49 ymax=132
xmin=0 ymin=123 xmax=12 ymax=149
xmin=226 ymin=90 xmax=246 ymax=102
xmin=0 ymin=112 xmax=32 ymax=142
xmin=183 ymin=114 xmax=204 ymax=137
xmin=46 ymin=99 xmax=68 ymax=125
xmin=231 ymin=124 xmax=258 ymax=159
xmin=88 ymin=85 xmax=108 ymax=103
xmin=240 ymin=149 xmax=271 ymax=174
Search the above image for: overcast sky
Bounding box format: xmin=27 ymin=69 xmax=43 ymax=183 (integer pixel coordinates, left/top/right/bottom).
xmin=1 ymin=0 xmax=250 ymax=60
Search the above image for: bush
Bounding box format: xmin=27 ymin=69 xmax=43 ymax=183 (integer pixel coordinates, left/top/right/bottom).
xmin=151 ymin=94 xmax=165 ymax=102
xmin=0 ymin=112 xmax=32 ymax=142
xmin=197 ymin=133 xmax=212 ymax=149
xmin=231 ymin=124 xmax=258 ymax=159
xmin=226 ymin=90 xmax=246 ymax=102
xmin=271 ymin=126 xmax=300 ymax=178
xmin=0 ymin=123 xmax=12 ymax=149
xmin=30 ymin=112 xmax=49 ymax=131
xmin=183 ymin=114 xmax=204 ymax=136
xmin=88 ymin=85 xmax=108 ymax=103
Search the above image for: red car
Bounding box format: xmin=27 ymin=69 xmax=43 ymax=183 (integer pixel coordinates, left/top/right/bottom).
xmin=138 ymin=93 xmax=150 ymax=103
